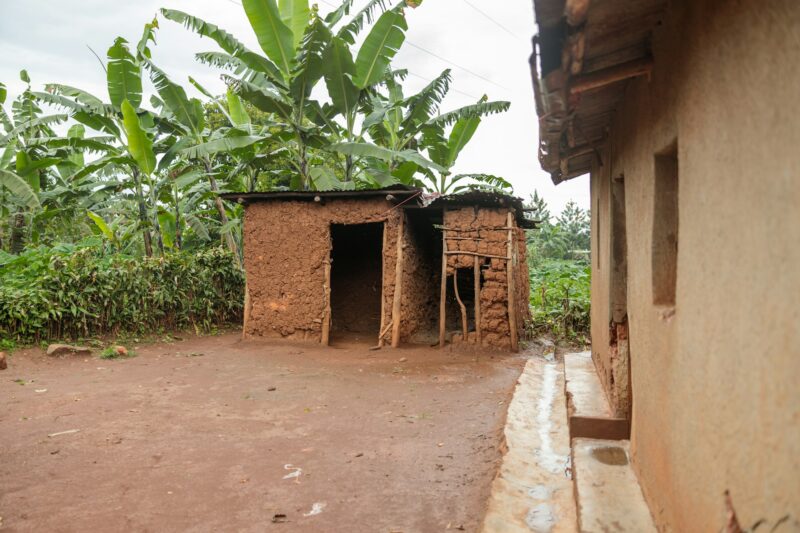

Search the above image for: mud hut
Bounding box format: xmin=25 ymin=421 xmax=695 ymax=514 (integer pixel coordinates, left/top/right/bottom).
xmin=223 ymin=187 xmax=533 ymax=351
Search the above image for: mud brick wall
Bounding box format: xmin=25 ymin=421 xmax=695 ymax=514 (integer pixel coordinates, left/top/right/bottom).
xmin=243 ymin=199 xmax=402 ymax=342
xmin=398 ymin=220 xmax=439 ymax=341
xmin=242 ymin=200 xmax=436 ymax=344
xmin=443 ymin=207 xmax=528 ymax=349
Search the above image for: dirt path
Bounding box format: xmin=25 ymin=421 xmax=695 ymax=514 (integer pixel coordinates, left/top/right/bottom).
xmin=0 ymin=333 xmax=526 ymax=532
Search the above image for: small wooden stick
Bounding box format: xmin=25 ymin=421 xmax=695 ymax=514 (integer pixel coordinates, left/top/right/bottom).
xmin=321 ymin=258 xmax=332 ymax=346
xmin=443 ymin=251 xmax=509 ymax=260
xmin=435 ymin=225 xmax=515 ymax=231
xmin=242 ymin=279 xmax=251 ymax=340
xmin=371 ymin=321 xmax=394 ymax=350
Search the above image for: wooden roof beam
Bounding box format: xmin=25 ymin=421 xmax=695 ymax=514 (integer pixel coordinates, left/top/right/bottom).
xmin=569 ymin=57 xmax=653 ymax=95
xmin=565 ymin=0 xmax=591 ymax=26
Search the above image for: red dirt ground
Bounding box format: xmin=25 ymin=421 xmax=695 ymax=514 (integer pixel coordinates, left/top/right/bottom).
xmin=0 ymin=333 xmax=527 ymax=532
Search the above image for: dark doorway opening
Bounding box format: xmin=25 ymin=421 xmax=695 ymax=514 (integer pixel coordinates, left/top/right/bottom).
xmin=610 ymin=174 xmax=632 ymax=419
xmin=446 ymin=267 xmax=478 ymax=337
xmin=404 ymin=208 xmax=443 ymax=343
xmin=330 ymin=223 xmax=384 ymax=339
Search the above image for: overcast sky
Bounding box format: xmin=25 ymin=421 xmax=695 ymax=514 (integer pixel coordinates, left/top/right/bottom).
xmin=0 ymin=0 xmax=589 ymax=215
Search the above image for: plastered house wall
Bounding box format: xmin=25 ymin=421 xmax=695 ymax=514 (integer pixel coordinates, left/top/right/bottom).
xmin=588 ymin=0 xmax=800 ymax=530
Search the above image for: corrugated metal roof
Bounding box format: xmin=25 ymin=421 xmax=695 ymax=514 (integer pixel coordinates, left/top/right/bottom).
xmin=220 ymin=185 xmax=421 ymax=204
xmin=221 ymin=188 xmax=537 ymax=229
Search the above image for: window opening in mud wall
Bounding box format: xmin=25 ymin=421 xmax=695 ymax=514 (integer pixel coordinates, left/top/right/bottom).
xmin=330 ymin=223 xmax=384 ymax=338
xmin=652 ymin=141 xmax=679 ymax=307
xmin=610 ymin=174 xmax=628 ymax=322
xmin=595 ymin=195 xmax=601 ymax=270
xmin=610 ymin=173 xmax=632 ymax=418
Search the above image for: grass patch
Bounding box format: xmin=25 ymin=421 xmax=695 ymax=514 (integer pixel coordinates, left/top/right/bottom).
xmin=99 ymin=345 xmax=135 ymax=360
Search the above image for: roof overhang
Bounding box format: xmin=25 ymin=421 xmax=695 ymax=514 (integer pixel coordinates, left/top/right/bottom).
xmin=220 ymin=186 xmax=422 ymax=205
xmin=221 ymin=188 xmax=537 ymax=229
xmin=531 ymin=0 xmax=666 ymax=184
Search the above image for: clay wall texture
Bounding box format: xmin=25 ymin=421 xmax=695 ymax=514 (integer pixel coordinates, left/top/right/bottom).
xmin=444 ymin=207 xmax=529 ymax=349
xmin=243 ymin=199 xmax=402 ymax=342
xmin=398 ymin=215 xmax=440 ymax=341
xmin=589 ymin=0 xmax=800 ymax=530
xmin=243 ymin=200 xmax=525 ymax=349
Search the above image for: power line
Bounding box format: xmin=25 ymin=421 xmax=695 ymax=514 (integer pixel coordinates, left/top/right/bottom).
xmin=462 ymin=0 xmax=525 ymax=41
xmin=226 ymin=0 xmax=510 ymax=93
xmin=407 ymin=71 xmax=480 ymax=101
xmin=404 ymin=42 xmax=509 ymax=92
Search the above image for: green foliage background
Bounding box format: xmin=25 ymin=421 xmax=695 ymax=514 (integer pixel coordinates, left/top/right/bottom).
xmin=528 ymin=259 xmax=590 ymax=342
xmin=526 ymin=191 xmax=591 ymax=342
xmin=0 ymin=244 xmax=243 ymax=342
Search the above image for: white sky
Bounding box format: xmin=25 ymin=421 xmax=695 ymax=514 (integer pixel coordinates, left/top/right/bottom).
xmin=0 ymin=0 xmax=589 ymax=215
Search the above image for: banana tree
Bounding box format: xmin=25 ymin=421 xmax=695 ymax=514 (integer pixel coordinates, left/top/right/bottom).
xmin=0 ymin=71 xmax=97 ymax=251
xmin=359 ymin=69 xmax=512 ymax=194
xmin=32 ymin=24 xmax=165 ymax=256
xmin=141 ymin=58 xmax=255 ymax=265
xmin=163 ymin=0 xmax=421 ymax=190
xmin=162 ymin=4 xmax=320 ymax=189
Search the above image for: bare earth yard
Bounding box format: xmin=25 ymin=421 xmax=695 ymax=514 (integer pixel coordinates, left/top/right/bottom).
xmin=0 ymin=333 xmax=526 ymax=532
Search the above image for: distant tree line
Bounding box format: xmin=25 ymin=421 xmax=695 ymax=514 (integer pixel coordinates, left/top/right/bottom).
xmin=525 ymin=190 xmax=591 ymax=265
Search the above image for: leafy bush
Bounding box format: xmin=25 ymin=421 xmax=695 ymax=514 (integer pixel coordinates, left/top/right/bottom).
xmin=0 ymin=244 xmax=244 ymax=342
xmin=528 ymin=259 xmax=591 ymax=342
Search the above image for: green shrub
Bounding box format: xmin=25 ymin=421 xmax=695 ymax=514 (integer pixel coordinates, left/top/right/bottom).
xmin=0 ymin=245 xmax=244 ymax=342
xmin=528 ymin=259 xmax=591 ymax=342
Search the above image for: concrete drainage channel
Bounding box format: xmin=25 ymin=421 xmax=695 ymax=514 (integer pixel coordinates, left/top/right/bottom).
xmin=480 ymin=348 xmax=656 ymax=532
xmin=480 ymin=347 xmax=577 ymax=532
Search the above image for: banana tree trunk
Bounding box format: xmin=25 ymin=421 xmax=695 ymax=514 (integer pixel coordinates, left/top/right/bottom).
xmin=9 ymin=211 xmax=26 ymax=255
xmin=203 ymin=159 xmax=241 ymax=268
xmin=144 ymin=173 xmax=164 ymax=255
xmin=173 ymin=184 xmax=182 ymax=250
xmin=294 ymin=127 xmax=310 ymax=190
xmin=132 ymin=169 xmax=153 ymax=257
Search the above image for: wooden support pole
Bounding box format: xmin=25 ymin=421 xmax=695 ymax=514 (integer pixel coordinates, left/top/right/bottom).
xmin=378 ymin=222 xmax=388 ymax=347
xmin=439 ymin=215 xmax=448 ymax=348
xmin=506 ymin=212 xmax=519 ymax=352
xmin=242 ymin=279 xmax=251 ymax=340
xmin=390 ymin=214 xmax=405 ymax=348
xmin=435 ymin=225 xmax=514 ymax=231
xmin=321 ymin=257 xmax=332 ymax=346
xmin=453 ymin=268 xmax=468 ymax=340
xmin=444 ymin=251 xmax=509 ymax=260
xmin=474 ymin=256 xmax=481 ymax=346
